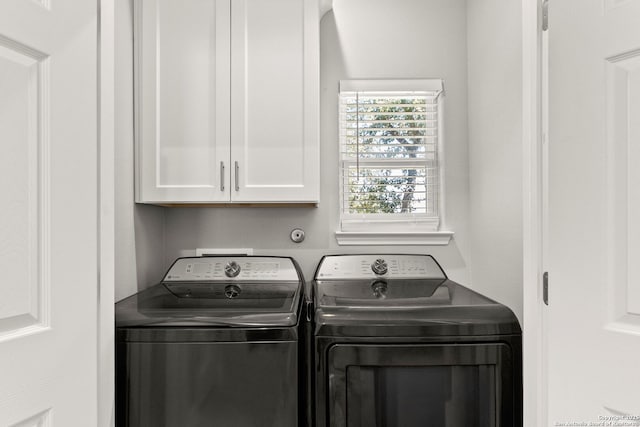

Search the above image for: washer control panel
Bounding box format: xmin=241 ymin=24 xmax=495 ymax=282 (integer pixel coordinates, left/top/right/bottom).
xmin=315 ymin=255 xmax=446 ymax=280
xmin=164 ymin=257 xmax=300 ymax=282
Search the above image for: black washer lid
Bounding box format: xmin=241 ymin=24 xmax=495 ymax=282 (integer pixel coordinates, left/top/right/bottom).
xmin=116 ymin=256 xmax=302 ymax=328
xmin=312 ymin=255 xmax=521 ymax=337
xmin=316 ymin=278 xmax=449 ymax=307
xmin=314 ymin=280 xmax=520 ymax=337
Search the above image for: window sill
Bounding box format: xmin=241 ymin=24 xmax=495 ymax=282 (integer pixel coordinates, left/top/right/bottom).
xmin=335 ymin=231 xmax=454 ymax=246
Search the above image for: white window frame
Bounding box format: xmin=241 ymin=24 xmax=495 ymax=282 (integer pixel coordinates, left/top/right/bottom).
xmin=335 ymin=79 xmax=453 ymax=246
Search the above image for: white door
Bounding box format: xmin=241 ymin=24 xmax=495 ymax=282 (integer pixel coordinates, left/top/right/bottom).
xmin=547 ymin=0 xmax=640 ymax=424
xmin=0 ymin=0 xmax=100 ymax=425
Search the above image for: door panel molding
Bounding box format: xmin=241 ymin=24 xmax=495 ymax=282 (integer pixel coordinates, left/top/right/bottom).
xmin=10 ymin=409 xmax=51 ymax=427
xmin=0 ymin=35 xmax=50 ymax=342
xmin=606 ymin=49 xmax=640 ymax=333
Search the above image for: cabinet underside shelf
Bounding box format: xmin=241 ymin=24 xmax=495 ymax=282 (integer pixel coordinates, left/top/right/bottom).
xmin=147 ymin=202 xmax=319 ymax=208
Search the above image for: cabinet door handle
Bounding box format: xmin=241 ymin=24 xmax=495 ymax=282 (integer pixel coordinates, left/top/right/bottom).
xmin=234 ymin=161 xmax=239 ymax=191
xmin=220 ymin=161 xmax=225 ymax=191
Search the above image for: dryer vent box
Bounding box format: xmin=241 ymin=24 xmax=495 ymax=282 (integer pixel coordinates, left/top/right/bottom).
xmin=196 ymin=248 xmax=254 ymax=256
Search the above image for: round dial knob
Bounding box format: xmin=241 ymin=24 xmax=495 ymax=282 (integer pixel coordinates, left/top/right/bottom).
xmin=371 ymin=280 xmax=388 ymax=299
xmin=224 ymin=284 xmax=241 ymax=299
xmin=224 ymin=261 xmax=241 ymax=278
xmin=371 ymin=258 xmax=388 ymax=275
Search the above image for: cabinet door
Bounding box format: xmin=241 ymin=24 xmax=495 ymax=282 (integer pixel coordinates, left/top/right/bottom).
xmin=230 ymin=0 xmax=320 ymax=203
xmin=135 ymin=0 xmax=231 ymax=203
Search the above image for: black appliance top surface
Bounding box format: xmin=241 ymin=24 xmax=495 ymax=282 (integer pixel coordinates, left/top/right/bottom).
xmin=312 ymin=255 xmax=521 ymax=337
xmin=116 ymin=256 xmax=302 ymax=328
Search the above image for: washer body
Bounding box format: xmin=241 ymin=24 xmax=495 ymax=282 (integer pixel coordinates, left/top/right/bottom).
xmin=311 ymin=254 xmax=522 ymax=427
xmin=116 ymin=256 xmax=304 ymax=427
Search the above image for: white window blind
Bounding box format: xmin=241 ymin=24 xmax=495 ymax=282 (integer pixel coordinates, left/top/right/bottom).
xmin=339 ymin=79 xmax=444 ymax=232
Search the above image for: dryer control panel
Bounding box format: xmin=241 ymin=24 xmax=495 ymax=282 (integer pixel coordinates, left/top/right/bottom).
xmin=163 ymin=257 xmax=300 ymax=282
xmin=315 ymin=254 xmax=446 ymax=280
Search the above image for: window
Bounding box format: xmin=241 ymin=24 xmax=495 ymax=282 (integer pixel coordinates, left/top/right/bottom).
xmin=337 ymin=79 xmax=451 ymax=245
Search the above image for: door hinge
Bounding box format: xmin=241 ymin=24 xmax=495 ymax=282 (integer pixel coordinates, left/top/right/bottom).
xmin=543 ymin=271 xmax=549 ymax=305
xmin=542 ymin=0 xmax=549 ymax=31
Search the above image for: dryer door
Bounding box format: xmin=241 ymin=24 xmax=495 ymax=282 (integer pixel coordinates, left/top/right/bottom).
xmin=327 ymin=343 xmax=518 ymax=427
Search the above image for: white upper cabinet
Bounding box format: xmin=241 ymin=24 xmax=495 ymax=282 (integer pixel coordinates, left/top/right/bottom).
xmin=135 ymin=0 xmax=231 ymax=203
xmin=135 ymin=0 xmax=323 ymax=204
xmin=231 ymin=0 xmax=319 ymax=203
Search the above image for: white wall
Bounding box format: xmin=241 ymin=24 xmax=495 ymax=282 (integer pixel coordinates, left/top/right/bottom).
xmin=114 ymin=0 xmax=166 ymax=301
xmin=114 ymin=0 xmax=524 ymax=324
xmin=467 ymin=0 xmax=523 ymax=323
xmin=161 ymin=0 xmax=471 ymax=282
